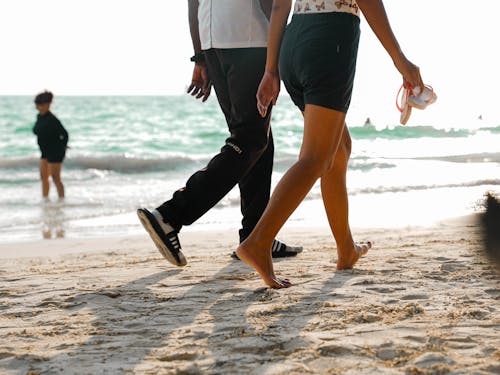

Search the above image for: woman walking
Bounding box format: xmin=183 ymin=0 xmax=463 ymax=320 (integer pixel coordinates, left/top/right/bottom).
xmin=33 ymin=91 xmax=69 ymax=200
xmin=236 ymin=0 xmax=425 ymax=288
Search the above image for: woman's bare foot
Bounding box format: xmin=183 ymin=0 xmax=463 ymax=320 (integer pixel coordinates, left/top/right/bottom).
xmin=236 ymin=243 xmax=292 ymax=289
xmin=337 ymin=241 xmax=372 ymax=270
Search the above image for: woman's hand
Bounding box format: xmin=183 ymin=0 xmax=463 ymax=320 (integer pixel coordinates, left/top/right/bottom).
xmin=187 ymin=62 xmax=212 ymax=102
xmin=393 ymin=55 xmax=424 ymax=90
xmin=256 ymin=71 xmax=280 ymax=117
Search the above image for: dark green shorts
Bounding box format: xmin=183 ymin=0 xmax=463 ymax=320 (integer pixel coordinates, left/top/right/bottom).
xmin=279 ymin=12 xmax=360 ymax=113
xmin=41 ymin=148 xmax=66 ymax=163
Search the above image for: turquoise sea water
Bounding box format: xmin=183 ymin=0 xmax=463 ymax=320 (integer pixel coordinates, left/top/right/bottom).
xmin=0 ymin=95 xmax=499 ymax=242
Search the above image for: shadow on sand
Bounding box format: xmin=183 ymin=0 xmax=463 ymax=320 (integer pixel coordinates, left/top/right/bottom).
xmin=7 ymin=256 xmax=363 ymax=373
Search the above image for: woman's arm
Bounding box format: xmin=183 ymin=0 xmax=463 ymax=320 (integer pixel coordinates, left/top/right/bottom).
xmin=52 ymin=117 xmax=69 ymax=145
xmin=60 ymin=122 xmax=69 ymax=145
xmin=256 ymin=0 xmax=292 ymax=117
xmin=356 ymin=0 xmax=424 ymax=89
xmin=264 ymin=0 xmax=291 ymax=75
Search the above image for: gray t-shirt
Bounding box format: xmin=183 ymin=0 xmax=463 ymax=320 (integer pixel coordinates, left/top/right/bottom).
xmin=198 ymin=0 xmax=269 ymax=50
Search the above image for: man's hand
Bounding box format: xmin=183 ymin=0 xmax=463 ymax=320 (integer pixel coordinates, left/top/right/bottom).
xmin=187 ymin=62 xmax=211 ymax=102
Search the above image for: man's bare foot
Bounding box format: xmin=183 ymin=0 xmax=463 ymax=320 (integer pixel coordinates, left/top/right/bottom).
xmin=236 ymin=243 xmax=292 ymax=289
xmin=337 ymin=241 xmax=372 ymax=270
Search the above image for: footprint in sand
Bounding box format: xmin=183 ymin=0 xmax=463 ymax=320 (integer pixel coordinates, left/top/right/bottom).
xmin=375 ymin=342 xmax=411 ymax=361
xmin=0 ymin=352 xmax=15 ymax=361
xmin=410 ymin=352 xmax=456 ymax=368
xmin=434 ymin=256 xmax=452 ymax=261
xmin=367 ymin=286 xmax=405 ymax=294
xmin=441 ymin=262 xmax=469 ymax=272
xmin=350 ymin=279 xmax=375 ymax=286
xmin=485 ymin=289 xmax=500 ymax=299
xmin=378 ymin=268 xmax=403 ymax=274
xmin=367 ymin=287 xmax=394 ymax=293
xmin=318 ymin=344 xmax=360 ymax=356
xmin=401 ymin=294 xmax=430 ymax=300
xmin=402 ymin=335 xmax=427 ymax=343
xmin=157 ymin=351 xmax=198 ymax=362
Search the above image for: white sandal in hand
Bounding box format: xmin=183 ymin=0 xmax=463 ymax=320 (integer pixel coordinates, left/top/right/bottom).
xmin=396 ymin=85 xmax=412 ymax=125
xmin=408 ymin=85 xmax=437 ymax=110
xmin=397 ymin=84 xmax=437 ymax=125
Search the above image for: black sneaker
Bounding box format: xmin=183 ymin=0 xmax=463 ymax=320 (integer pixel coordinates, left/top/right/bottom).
xmin=231 ymin=239 xmax=303 ymax=260
xmin=137 ymin=208 xmax=187 ymax=267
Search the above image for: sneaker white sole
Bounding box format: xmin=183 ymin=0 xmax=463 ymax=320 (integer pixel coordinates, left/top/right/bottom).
xmin=137 ymin=209 xmax=187 ymax=267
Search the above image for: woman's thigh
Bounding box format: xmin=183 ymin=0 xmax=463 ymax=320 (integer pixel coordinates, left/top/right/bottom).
xmin=39 ymin=159 xmax=50 ymax=179
xmin=48 ymin=162 xmax=63 ymax=181
xmin=299 ymin=104 xmax=347 ymax=165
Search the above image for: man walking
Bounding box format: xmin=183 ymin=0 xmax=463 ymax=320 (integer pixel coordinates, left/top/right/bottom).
xmin=137 ymin=0 xmax=301 ymax=266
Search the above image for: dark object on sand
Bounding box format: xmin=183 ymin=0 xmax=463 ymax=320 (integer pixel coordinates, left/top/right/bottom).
xmin=481 ymin=192 xmax=500 ymax=267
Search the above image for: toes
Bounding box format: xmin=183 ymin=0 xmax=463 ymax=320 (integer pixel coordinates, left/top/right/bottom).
xmin=278 ymin=278 xmax=292 ymax=287
xmin=268 ymin=277 xmax=292 ymax=289
xmin=355 ymin=241 xmax=372 ymax=256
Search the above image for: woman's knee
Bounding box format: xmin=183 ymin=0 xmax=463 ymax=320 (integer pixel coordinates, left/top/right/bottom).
xmin=50 ymin=171 xmax=62 ymax=184
xmin=298 ymin=155 xmax=334 ymax=179
xmin=324 ymin=141 xmax=350 ymax=175
xmin=40 ymin=170 xmax=50 ymax=181
xmin=52 ymin=175 xmax=63 ymax=185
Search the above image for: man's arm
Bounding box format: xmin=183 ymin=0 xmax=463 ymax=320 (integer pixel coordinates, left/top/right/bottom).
xmin=188 ymin=0 xmax=202 ymax=54
xmin=187 ymin=0 xmax=211 ymax=102
xmin=259 ymin=0 xmax=273 ymax=20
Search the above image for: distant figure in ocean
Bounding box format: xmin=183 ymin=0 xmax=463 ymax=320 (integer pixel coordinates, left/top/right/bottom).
xmin=364 ymin=117 xmax=373 ymax=127
xmin=137 ymin=0 xmax=302 ymax=266
xmin=236 ymin=0 xmax=427 ymax=287
xmin=33 ymin=91 xmax=68 ymax=200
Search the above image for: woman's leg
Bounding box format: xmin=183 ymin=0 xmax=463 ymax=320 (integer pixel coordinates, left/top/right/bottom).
xmin=236 ymin=104 xmax=347 ymax=288
xmin=39 ymin=159 xmax=50 ymax=198
xmin=320 ymin=124 xmax=371 ymax=270
xmin=49 ymin=162 xmax=65 ymax=199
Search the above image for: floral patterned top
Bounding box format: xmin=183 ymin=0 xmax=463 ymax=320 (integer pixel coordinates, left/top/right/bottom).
xmin=294 ymin=0 xmax=360 ymax=17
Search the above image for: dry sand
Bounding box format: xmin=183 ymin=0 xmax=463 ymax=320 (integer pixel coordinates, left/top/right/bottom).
xmin=0 ymin=216 xmax=499 ymax=374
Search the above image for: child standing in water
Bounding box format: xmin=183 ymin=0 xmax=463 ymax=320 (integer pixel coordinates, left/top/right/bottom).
xmin=33 ymin=91 xmax=68 ymax=200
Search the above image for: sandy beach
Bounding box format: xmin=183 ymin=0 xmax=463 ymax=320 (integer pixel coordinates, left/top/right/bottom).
xmin=0 ymin=216 xmax=499 ymax=375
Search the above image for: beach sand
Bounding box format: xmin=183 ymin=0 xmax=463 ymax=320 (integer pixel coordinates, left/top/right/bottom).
xmin=0 ymin=216 xmax=499 ymax=374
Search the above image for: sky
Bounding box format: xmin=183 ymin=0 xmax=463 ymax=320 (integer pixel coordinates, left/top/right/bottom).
xmin=1 ymin=0 xmax=499 ymax=127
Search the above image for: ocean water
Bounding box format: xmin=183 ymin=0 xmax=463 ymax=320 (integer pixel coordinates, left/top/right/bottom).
xmin=0 ymin=95 xmax=499 ymax=243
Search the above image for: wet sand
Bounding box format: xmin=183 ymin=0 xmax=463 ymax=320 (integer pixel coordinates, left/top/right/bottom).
xmin=0 ymin=216 xmax=499 ymax=374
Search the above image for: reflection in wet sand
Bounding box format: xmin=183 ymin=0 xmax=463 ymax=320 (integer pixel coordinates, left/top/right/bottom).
xmin=41 ymin=200 xmax=66 ymax=239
